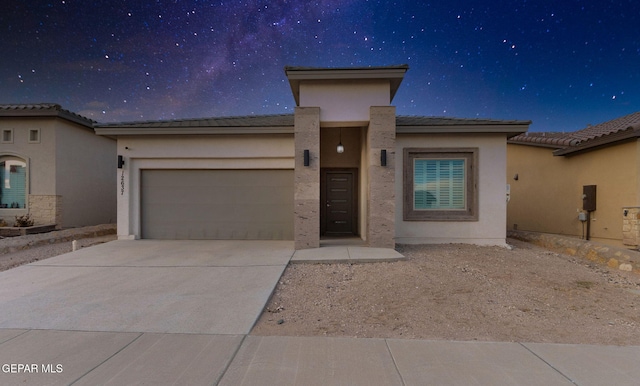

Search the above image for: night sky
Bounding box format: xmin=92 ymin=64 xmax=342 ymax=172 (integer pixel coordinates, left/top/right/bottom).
xmin=2 ymin=1 xmax=639 ymax=132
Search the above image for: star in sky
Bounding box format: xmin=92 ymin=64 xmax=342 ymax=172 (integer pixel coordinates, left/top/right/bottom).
xmin=1 ymin=0 xmax=639 ymax=132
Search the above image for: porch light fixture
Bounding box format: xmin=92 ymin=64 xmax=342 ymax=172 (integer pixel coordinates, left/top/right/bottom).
xmin=303 ymin=149 xmax=310 ymax=166
xmin=381 ymin=149 xmax=387 ymax=166
xmin=117 ymin=155 xmax=125 ymax=169
xmin=337 ymin=128 xmax=344 ymax=154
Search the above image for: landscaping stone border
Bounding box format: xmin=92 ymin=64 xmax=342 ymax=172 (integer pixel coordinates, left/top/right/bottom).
xmin=508 ymin=230 xmax=640 ymax=275
xmin=0 ymin=224 xmax=116 ymax=255
xmin=0 ymin=224 xmax=57 ymax=237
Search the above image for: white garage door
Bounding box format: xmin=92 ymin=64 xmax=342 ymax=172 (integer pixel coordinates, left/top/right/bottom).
xmin=141 ymin=169 xmax=294 ymax=240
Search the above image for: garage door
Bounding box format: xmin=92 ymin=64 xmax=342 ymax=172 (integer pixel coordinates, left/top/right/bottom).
xmin=141 ymin=169 xmax=293 ymax=240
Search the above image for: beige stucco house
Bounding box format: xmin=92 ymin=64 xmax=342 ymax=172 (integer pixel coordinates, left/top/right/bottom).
xmin=507 ymin=111 xmax=640 ymax=249
xmin=0 ymin=104 xmax=116 ymax=228
xmin=96 ymin=66 xmax=530 ymax=248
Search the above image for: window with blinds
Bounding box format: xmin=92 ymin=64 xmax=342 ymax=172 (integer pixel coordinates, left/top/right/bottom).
xmin=0 ymin=158 xmax=27 ymax=209
xmin=403 ymin=148 xmax=478 ymax=221
xmin=414 ymin=158 xmax=466 ymax=210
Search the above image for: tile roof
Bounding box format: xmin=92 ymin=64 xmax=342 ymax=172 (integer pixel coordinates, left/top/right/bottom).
xmin=95 ymin=113 xmax=530 ymax=136
xmin=509 ymin=111 xmax=640 ymax=155
xmin=507 ymin=132 xmax=579 ymax=148
xmin=97 ymin=114 xmax=529 ymax=128
xmin=96 ymin=114 xmax=294 ymax=128
xmin=95 ymin=114 xmax=296 ymax=135
xmin=0 ymin=103 xmax=61 ymax=111
xmin=0 ymin=103 xmax=96 ymax=127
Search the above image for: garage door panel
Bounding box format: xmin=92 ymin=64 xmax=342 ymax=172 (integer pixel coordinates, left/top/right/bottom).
xmin=141 ymin=170 xmax=293 ymax=240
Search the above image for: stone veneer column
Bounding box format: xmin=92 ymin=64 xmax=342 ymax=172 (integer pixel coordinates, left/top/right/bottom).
xmin=28 ymin=195 xmax=62 ymax=227
xmin=367 ymin=106 xmax=396 ymax=248
xmin=622 ymin=207 xmax=640 ymax=247
xmin=294 ymin=107 xmax=321 ymax=249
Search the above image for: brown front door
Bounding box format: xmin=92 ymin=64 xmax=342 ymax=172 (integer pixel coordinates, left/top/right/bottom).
xmin=321 ymin=169 xmax=357 ymax=236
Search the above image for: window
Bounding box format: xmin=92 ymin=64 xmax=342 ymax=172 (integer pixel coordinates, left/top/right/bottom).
xmin=414 ymin=159 xmax=466 ymax=209
xmin=1 ymin=129 xmax=13 ymax=144
xmin=0 ymin=157 xmax=27 ymax=209
xmin=28 ymin=129 xmax=40 ymax=143
xmin=404 ymin=148 xmax=478 ymax=221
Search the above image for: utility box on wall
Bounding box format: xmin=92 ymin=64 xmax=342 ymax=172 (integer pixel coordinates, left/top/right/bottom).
xmin=583 ymin=185 xmax=597 ymax=212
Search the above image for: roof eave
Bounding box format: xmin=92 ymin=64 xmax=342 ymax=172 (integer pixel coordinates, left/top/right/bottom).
xmin=553 ymin=126 xmax=640 ymax=156
xmin=396 ymin=123 xmax=529 ymax=137
xmin=506 ymin=140 xmax=564 ymax=149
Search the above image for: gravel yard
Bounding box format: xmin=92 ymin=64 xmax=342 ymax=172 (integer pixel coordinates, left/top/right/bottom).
xmin=0 ymin=225 xmax=118 ymax=271
xmin=252 ymin=239 xmax=640 ymax=345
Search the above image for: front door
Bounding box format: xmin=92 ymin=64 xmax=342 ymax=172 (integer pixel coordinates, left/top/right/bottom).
xmin=321 ymin=169 xmax=357 ymax=236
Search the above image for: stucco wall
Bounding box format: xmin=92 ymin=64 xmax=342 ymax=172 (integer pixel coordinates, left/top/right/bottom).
xmin=507 ymin=140 xmax=639 ymax=247
xmin=300 ymin=81 xmax=390 ymax=125
xmin=395 ymin=133 xmax=509 ymax=246
xmin=0 ymin=117 xmax=115 ymax=227
xmin=0 ymin=117 xmax=57 ymax=224
xmin=0 ymin=117 xmax=56 ymax=195
xmin=117 ymin=134 xmax=294 ymax=239
xmin=55 ymin=121 xmax=116 ymax=227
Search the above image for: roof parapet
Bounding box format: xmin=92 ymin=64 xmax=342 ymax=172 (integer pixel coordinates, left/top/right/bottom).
xmin=284 ymin=65 xmax=409 ymax=105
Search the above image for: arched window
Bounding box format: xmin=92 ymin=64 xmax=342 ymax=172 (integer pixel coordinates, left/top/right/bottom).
xmin=0 ymin=156 xmax=27 ymax=209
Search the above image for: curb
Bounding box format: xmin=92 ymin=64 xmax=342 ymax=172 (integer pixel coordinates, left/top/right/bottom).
xmin=0 ymin=224 xmax=117 ymax=255
xmin=508 ymin=230 xmax=640 ymax=275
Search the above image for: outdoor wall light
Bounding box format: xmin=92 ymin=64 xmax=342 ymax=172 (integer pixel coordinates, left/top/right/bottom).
xmin=336 ymin=128 xmax=344 ymax=153
xmin=117 ymin=155 xmax=125 ymax=169
xmin=381 ymin=149 xmax=387 ymax=166
xmin=303 ymin=149 xmax=310 ymax=166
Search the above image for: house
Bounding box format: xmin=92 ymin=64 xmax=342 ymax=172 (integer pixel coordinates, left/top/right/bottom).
xmin=0 ymin=104 xmax=116 ymax=228
xmin=507 ymin=111 xmax=640 ymax=249
xmin=95 ymin=65 xmax=530 ymax=248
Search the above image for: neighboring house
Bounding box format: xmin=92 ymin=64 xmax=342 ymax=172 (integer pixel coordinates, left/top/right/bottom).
xmin=507 ymin=111 xmax=640 ymax=249
xmin=95 ymin=65 xmax=530 ymax=249
xmin=0 ymin=104 xmax=116 ymax=228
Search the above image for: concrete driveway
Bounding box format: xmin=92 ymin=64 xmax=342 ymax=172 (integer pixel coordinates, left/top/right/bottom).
xmin=0 ymin=240 xmax=294 ymax=334
xmin=0 ymin=240 xmax=293 ymax=385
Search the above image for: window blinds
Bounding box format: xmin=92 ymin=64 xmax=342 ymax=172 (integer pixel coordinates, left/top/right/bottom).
xmin=414 ymin=159 xmax=465 ymax=210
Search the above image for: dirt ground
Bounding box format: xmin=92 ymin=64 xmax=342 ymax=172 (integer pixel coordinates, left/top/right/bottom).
xmin=252 ymin=239 xmax=640 ymax=346
xmin=0 ymin=235 xmax=116 ymax=272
